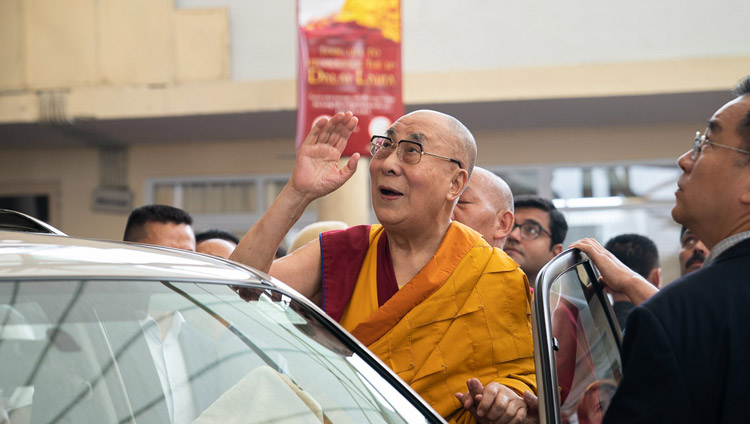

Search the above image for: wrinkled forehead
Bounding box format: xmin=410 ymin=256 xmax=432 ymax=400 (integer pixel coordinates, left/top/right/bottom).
xmin=387 ymin=112 xmax=451 ymax=147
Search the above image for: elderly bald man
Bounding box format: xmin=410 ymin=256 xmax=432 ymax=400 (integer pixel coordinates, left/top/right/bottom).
xmin=452 ymin=166 xmax=515 ymax=249
xmin=231 ymin=110 xmax=536 ymax=423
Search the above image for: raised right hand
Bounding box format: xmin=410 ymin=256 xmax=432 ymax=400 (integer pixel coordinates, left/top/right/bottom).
xmin=288 ymin=111 xmax=360 ymax=203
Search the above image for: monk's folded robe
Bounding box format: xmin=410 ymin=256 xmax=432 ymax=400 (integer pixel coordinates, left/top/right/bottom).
xmin=321 ymin=221 xmax=536 ymax=423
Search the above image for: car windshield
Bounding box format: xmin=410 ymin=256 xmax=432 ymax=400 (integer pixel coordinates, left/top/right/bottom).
xmin=0 ymin=279 xmax=432 ymax=423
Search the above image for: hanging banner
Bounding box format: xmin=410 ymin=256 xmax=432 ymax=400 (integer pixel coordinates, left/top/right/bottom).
xmin=297 ymin=0 xmax=402 ymax=156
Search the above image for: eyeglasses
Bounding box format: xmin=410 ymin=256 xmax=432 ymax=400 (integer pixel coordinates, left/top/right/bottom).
xmin=370 ymin=136 xmax=463 ymax=169
xmin=691 ymin=131 xmax=750 ymax=160
xmin=512 ymin=221 xmax=552 ymax=241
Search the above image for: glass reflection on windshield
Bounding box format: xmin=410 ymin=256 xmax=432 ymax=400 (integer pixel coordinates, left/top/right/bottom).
xmin=0 ymin=279 xmax=429 ymax=423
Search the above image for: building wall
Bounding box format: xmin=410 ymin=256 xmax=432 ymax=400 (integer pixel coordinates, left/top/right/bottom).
xmin=2 ymin=0 xmax=749 ymax=122
xmin=0 ymin=119 xmax=695 ymax=239
xmin=1 ymin=0 xmax=748 ymax=283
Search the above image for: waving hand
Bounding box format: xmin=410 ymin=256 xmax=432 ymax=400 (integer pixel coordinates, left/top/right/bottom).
xmin=289 ymin=111 xmax=360 ymax=202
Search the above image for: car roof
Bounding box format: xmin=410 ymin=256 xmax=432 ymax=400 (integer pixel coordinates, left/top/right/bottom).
xmin=0 ymin=209 xmax=67 ymax=235
xmin=0 ymin=230 xmax=270 ymax=285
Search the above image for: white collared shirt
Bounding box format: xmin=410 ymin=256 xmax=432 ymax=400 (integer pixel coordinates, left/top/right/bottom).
xmin=141 ymin=312 xmax=196 ymax=424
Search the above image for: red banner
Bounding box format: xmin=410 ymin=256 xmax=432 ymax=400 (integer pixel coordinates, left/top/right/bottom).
xmin=297 ymin=0 xmax=403 ymax=157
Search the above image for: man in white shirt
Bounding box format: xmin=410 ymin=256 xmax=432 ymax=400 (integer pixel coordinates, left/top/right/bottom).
xmin=141 ymin=312 xmax=196 ymax=424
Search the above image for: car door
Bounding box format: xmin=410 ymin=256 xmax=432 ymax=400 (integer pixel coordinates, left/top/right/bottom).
xmin=531 ymin=248 xmax=623 ymax=424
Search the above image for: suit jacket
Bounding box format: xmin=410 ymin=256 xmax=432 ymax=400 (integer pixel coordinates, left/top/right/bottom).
xmin=603 ymin=238 xmax=750 ymax=424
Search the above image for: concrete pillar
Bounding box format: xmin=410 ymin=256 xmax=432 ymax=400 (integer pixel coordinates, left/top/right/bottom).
xmin=317 ymin=156 xmax=371 ymax=226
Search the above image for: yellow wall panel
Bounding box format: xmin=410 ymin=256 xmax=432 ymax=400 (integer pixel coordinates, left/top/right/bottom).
xmin=0 ymin=93 xmax=38 ymax=123
xmin=97 ymin=0 xmax=173 ymax=86
xmin=0 ymin=0 xmax=26 ymax=90
xmin=25 ymin=0 xmax=97 ymax=89
xmin=174 ymin=9 xmax=229 ymax=83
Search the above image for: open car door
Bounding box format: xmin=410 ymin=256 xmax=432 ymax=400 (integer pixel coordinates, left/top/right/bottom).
xmin=531 ymin=248 xmax=624 ymax=424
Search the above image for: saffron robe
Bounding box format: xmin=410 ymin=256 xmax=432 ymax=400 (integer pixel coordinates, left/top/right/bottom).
xmin=321 ymin=222 xmax=536 ymax=422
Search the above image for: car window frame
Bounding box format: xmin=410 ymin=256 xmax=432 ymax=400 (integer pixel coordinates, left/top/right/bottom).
xmin=531 ymin=248 xmax=623 ymax=424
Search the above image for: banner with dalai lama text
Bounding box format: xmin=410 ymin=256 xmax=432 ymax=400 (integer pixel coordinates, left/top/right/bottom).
xmin=297 ymin=0 xmax=403 ymax=157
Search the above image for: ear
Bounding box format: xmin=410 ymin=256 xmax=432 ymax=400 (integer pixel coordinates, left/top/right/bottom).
xmin=494 ymin=210 xmax=515 ymax=240
xmin=447 ymin=168 xmax=470 ymax=201
xmin=647 ymin=267 xmax=662 ymax=289
xmin=551 ymin=243 xmax=564 ymax=257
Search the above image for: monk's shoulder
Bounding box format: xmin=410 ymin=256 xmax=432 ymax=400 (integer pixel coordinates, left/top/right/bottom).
xmin=465 ymin=241 xmax=522 ymax=274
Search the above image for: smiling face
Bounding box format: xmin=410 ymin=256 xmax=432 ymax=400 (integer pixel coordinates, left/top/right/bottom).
xmin=673 ymin=95 xmax=750 ymax=249
xmin=369 ymin=111 xmax=470 ymax=234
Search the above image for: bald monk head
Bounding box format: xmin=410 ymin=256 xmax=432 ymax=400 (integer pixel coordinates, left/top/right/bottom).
xmin=195 ymin=229 xmax=239 ymax=259
xmin=452 ymin=167 xmax=514 ymax=249
xmin=370 ymin=110 xmax=476 ymax=235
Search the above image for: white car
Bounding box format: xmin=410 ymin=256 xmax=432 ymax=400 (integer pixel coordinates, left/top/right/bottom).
xmin=0 ymin=209 xmax=623 ymax=424
xmin=0 ymin=210 xmax=444 ymax=424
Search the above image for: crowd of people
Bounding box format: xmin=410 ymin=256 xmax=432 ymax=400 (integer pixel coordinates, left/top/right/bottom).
xmin=120 ymin=74 xmax=750 ymax=424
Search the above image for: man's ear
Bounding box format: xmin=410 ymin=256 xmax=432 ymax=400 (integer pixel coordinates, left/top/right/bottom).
xmin=647 ymin=267 xmax=662 ymax=289
xmin=447 ymin=169 xmax=470 ymax=201
xmin=494 ymin=210 xmax=515 ymax=240
xmin=551 ymin=243 xmax=563 ymax=256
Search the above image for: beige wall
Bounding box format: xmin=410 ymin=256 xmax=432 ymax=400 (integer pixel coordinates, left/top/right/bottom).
xmin=474 ymin=123 xmax=695 ymax=167
xmin=0 ymin=121 xmax=696 ymax=239
xmin=0 ymin=146 xmax=114 ymax=238
xmin=0 ymin=0 xmax=744 ymax=280
xmin=2 ymin=0 xmax=749 ymax=123
xmin=0 ymin=0 xmax=228 ymax=94
xmin=0 ymin=137 xmax=296 ymax=239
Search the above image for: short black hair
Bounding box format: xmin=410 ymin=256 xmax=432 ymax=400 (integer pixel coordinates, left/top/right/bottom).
xmin=604 ymin=233 xmax=659 ymax=279
xmin=123 ymin=204 xmax=193 ymax=242
xmin=732 ymin=75 xmax=750 ymax=151
xmin=513 ymin=194 xmax=568 ymax=247
xmin=195 ymin=229 xmax=240 ymax=245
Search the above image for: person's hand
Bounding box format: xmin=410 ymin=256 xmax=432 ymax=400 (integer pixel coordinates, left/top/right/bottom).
xmin=570 ymin=238 xmax=657 ymax=305
xmin=289 ymin=111 xmax=360 ymax=203
xmin=570 ymin=238 xmax=641 ymax=293
xmin=455 ymin=378 xmax=527 ymax=423
xmin=521 ymin=391 xmax=540 ymax=424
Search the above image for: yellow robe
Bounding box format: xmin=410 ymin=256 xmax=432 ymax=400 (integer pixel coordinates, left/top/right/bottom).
xmin=337 ymin=222 xmax=536 ymax=422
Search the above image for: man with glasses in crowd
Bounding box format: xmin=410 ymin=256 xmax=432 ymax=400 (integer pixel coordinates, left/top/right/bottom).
xmin=504 ymin=195 xmax=569 ymax=288
xmin=570 ymin=75 xmax=750 ymax=424
xmin=231 ymin=110 xmax=536 ymax=423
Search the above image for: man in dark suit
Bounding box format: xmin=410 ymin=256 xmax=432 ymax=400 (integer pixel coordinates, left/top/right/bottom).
xmin=574 ymin=75 xmax=750 ymax=424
